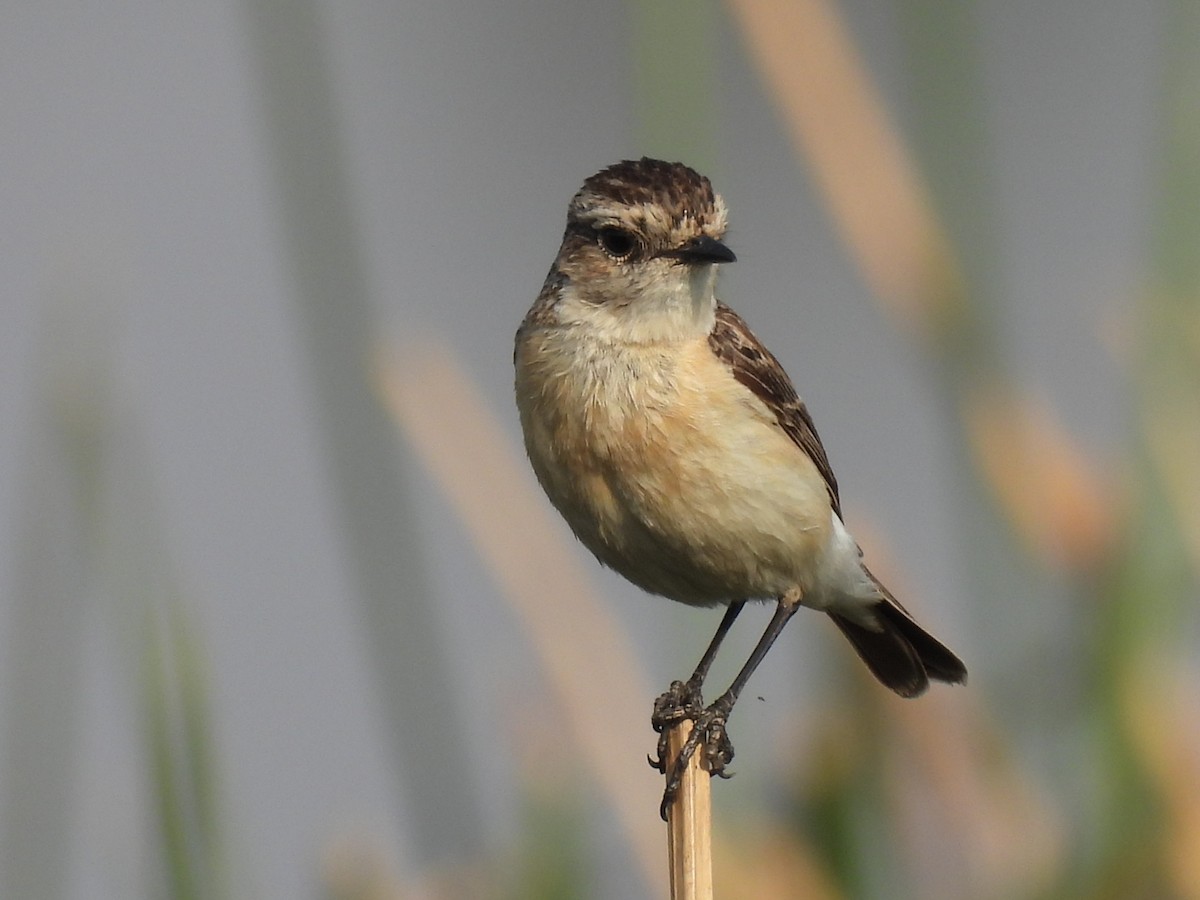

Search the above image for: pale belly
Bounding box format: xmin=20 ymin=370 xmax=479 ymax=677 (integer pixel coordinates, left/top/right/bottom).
xmin=517 ymin=335 xmax=842 ymax=607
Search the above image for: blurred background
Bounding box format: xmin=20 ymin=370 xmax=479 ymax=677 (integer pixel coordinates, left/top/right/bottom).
xmin=3 ymin=0 xmax=1198 ymax=897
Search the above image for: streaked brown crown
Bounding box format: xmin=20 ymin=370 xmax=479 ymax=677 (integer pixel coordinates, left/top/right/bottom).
xmin=573 ymin=158 xmax=714 ymax=215
xmin=567 ymin=158 xmax=728 ymax=237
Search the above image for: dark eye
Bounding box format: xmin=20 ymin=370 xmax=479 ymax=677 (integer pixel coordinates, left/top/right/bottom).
xmin=597 ymin=226 xmax=637 ymax=260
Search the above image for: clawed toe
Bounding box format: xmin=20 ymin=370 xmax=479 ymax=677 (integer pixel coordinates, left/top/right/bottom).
xmin=651 ymin=679 xmax=704 ymax=730
xmin=656 ymin=701 xmax=736 ymax=820
xmin=649 ymin=680 xmax=704 ymax=773
xmin=702 ymin=714 xmax=734 ymax=778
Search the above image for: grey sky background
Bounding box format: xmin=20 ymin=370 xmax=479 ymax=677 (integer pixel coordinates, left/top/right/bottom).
xmin=0 ymin=1 xmax=1155 ymax=897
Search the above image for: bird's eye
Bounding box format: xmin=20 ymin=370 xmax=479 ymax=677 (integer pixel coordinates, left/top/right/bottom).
xmin=597 ymin=226 xmax=637 ymax=260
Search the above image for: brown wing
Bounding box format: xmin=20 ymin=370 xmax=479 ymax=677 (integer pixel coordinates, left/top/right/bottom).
xmin=708 ymin=302 xmax=842 ymax=517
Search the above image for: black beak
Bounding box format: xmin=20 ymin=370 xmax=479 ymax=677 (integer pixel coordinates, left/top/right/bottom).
xmin=663 ymin=235 xmax=737 ymax=265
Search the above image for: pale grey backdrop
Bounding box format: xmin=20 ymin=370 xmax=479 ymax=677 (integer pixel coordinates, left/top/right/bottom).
xmin=0 ymin=1 xmax=1151 ymax=897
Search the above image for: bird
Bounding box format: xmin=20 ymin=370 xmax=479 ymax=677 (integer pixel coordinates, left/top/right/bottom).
xmin=513 ymin=158 xmax=966 ymax=817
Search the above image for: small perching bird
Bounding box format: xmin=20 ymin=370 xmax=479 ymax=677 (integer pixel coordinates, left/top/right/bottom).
xmin=514 ymin=158 xmax=966 ymax=816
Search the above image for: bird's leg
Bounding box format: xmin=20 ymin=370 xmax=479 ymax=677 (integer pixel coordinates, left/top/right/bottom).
xmin=686 ymin=599 xmax=748 ymax=689
xmin=658 ymin=590 xmax=802 ymax=819
xmin=650 ymin=601 xmax=745 ymax=773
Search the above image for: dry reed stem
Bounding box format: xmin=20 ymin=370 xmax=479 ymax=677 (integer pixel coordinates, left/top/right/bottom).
xmin=962 ymin=383 xmax=1116 ymax=570
xmin=374 ymin=341 xmax=668 ymax=897
xmin=726 ymin=0 xmax=966 ymax=334
xmin=665 ymin=720 xmax=713 ymax=900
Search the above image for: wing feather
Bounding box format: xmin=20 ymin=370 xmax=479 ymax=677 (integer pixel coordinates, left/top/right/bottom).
xmin=708 ymin=302 xmax=842 ymax=517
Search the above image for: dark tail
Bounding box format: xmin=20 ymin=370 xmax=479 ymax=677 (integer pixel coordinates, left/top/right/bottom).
xmin=828 ymin=568 xmax=967 ymax=699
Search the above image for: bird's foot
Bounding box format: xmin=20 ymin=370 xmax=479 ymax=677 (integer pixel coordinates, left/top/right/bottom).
xmin=649 ymin=679 xmax=704 ymax=773
xmin=651 ymin=689 xmax=736 ymax=820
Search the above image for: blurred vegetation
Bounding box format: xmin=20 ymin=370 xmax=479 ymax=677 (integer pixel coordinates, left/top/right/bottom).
xmin=712 ymin=1 xmax=1200 ymax=898
xmin=143 ymin=602 xmax=226 ymax=900
xmin=3 ymin=1 xmax=1197 ymax=898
